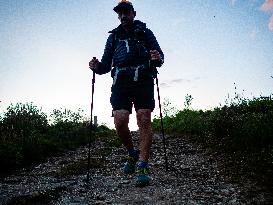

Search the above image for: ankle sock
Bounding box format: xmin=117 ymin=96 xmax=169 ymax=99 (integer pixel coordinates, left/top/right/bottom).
xmin=137 ymin=160 xmax=148 ymax=168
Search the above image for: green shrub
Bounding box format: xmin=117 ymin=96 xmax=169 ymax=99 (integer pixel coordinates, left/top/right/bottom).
xmin=152 ymin=94 xmax=273 ymax=187
xmin=152 ymin=95 xmax=273 ymax=150
xmin=0 ymin=142 xmax=23 ymax=172
xmin=0 ymin=103 xmax=115 ymax=174
xmin=1 ymin=102 xmax=48 ymax=140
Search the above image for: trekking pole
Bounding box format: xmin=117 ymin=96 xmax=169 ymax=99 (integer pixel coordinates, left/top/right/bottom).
xmin=87 ymin=70 xmax=95 ymax=182
xmin=155 ymin=71 xmax=168 ymax=172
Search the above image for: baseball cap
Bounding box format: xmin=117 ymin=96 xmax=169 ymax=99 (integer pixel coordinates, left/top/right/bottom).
xmin=113 ymin=0 xmax=134 ymax=13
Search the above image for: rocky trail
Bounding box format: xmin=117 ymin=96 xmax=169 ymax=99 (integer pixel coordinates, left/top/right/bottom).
xmin=0 ymin=132 xmax=272 ymax=204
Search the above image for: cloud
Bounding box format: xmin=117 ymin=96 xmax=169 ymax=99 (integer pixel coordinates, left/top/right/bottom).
xmin=193 ymin=77 xmax=201 ymax=80
xmin=260 ymin=0 xmax=273 ymax=31
xmin=160 ymin=77 xmax=201 ymax=89
xmin=269 ymin=14 xmax=273 ymax=30
xmin=261 ymin=0 xmax=273 ymax=12
xmin=160 ymin=82 xmax=171 ymax=88
xmin=171 ymin=78 xmax=191 ymax=84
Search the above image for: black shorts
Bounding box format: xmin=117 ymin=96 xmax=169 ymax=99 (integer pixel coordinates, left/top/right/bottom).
xmin=110 ymin=76 xmax=155 ymax=114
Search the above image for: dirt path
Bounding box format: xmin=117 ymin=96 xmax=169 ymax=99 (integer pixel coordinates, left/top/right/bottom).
xmin=0 ymin=133 xmax=272 ymax=204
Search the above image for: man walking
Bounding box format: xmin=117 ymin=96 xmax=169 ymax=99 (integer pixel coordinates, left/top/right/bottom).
xmin=89 ymin=0 xmax=164 ymax=186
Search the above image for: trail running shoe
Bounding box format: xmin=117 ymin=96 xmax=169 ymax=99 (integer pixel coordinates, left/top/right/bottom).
xmin=123 ymin=155 xmax=138 ymax=175
xmin=136 ymin=166 xmax=151 ymax=187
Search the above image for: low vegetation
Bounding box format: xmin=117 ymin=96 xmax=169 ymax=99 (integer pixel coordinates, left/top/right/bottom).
xmin=0 ymin=103 xmax=117 ymax=174
xmin=152 ymin=93 xmax=273 ymax=189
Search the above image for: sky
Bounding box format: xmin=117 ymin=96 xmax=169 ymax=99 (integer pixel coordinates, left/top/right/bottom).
xmin=0 ymin=0 xmax=273 ymax=130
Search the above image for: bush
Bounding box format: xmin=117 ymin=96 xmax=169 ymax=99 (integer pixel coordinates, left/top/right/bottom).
xmin=0 ymin=103 xmax=50 ymax=171
xmin=152 ymin=95 xmax=273 ymax=150
xmin=1 ymin=103 xmax=48 ymax=140
xmin=152 ymin=95 xmax=273 ymax=188
xmin=0 ymin=103 xmax=115 ymax=174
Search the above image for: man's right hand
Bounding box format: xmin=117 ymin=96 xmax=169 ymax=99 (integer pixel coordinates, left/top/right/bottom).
xmin=89 ymin=57 xmax=100 ymax=71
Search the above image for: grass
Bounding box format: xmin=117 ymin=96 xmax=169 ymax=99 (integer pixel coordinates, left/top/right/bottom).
xmin=152 ymin=94 xmax=273 ymax=190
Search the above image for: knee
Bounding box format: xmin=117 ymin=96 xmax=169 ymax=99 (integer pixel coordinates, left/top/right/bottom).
xmin=114 ymin=110 xmax=130 ymax=131
xmin=137 ymin=109 xmax=151 ymax=129
xmin=115 ymin=118 xmax=129 ymax=131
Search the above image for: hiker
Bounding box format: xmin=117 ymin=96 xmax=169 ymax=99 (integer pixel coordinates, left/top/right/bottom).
xmin=89 ymin=0 xmax=164 ymax=186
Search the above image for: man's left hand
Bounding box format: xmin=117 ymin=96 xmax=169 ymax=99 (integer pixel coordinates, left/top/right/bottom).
xmin=150 ymin=50 xmax=161 ymax=61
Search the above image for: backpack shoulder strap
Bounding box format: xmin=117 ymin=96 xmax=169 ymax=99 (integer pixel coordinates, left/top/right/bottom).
xmin=112 ymin=32 xmax=120 ymax=50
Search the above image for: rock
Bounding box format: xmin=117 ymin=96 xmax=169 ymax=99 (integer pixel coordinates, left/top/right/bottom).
xmin=1 ymin=133 xmax=272 ymax=204
xmin=221 ymin=189 xmax=230 ymax=196
xmin=96 ymin=194 xmax=105 ymax=201
xmin=95 ymin=200 xmax=106 ymax=205
xmin=229 ymin=198 xmax=238 ymax=204
xmin=119 ymin=180 xmax=130 ymax=185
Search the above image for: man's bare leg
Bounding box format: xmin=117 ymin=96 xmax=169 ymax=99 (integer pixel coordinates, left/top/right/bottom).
xmin=114 ymin=109 xmax=140 ymax=175
xmin=113 ymin=109 xmax=133 ymax=150
xmin=136 ymin=109 xmax=153 ymax=162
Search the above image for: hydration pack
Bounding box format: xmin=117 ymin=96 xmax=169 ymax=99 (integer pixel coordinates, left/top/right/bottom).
xmin=108 ymin=21 xmax=158 ymax=83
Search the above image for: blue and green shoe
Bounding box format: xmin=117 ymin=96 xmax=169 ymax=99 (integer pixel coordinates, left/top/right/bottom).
xmin=136 ymin=166 xmax=151 ymax=187
xmin=123 ymin=151 xmax=139 ymax=174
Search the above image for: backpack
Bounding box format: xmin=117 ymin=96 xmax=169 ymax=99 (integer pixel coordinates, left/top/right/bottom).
xmin=110 ymin=23 xmax=150 ymax=67
xmin=108 ymin=21 xmax=158 ymax=82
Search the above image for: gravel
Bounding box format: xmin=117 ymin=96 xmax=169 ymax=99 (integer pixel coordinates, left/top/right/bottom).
xmin=0 ymin=132 xmax=272 ymax=204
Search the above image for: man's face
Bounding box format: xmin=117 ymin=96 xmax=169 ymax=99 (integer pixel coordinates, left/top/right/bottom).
xmin=118 ymin=10 xmax=136 ymax=27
